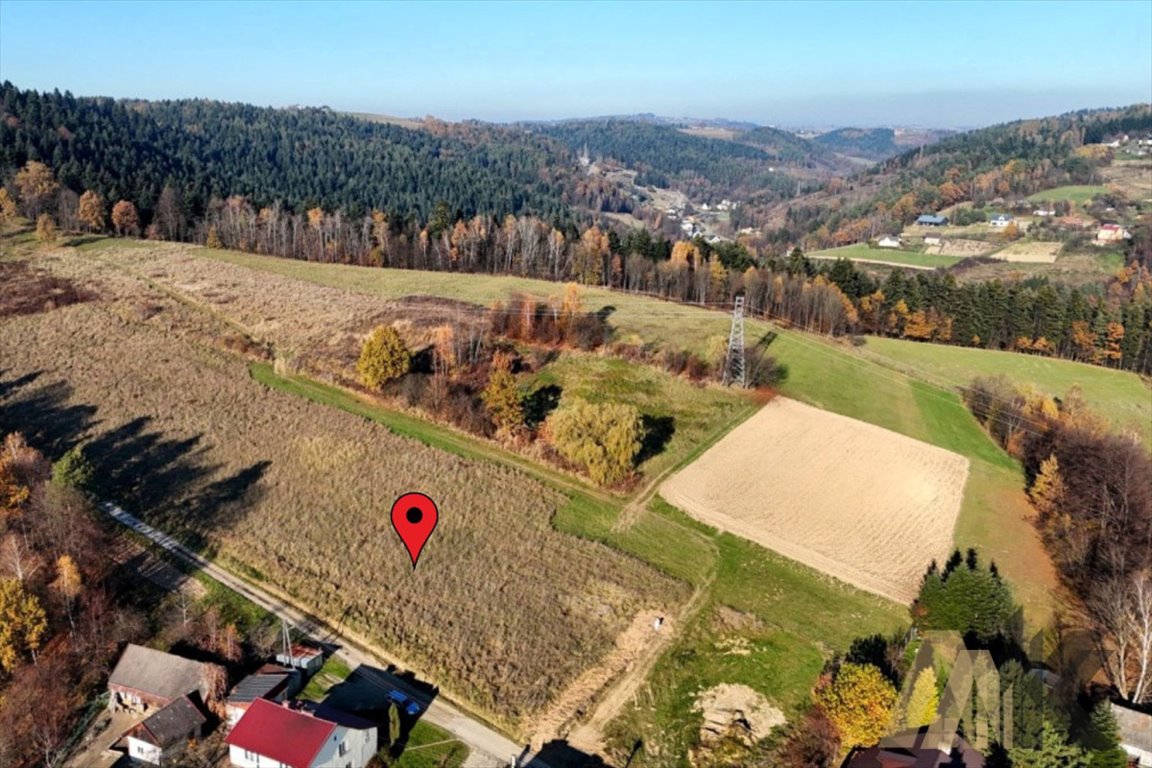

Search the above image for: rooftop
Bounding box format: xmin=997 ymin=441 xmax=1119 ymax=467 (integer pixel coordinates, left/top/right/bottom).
xmin=226 ymin=698 xmax=336 ymax=766
xmin=228 ymin=672 xmax=293 ymax=704
xmin=1113 ymin=701 xmax=1152 ymax=752
xmin=129 ymin=696 xmax=206 ymax=748
xmin=108 ymin=644 xmax=205 ymax=703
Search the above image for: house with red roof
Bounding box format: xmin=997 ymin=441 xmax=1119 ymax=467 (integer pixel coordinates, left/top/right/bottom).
xmin=226 ymin=697 xmax=377 ymax=768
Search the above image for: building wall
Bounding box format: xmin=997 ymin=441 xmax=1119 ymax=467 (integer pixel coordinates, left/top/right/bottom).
xmin=311 ymin=726 xmax=378 ymax=768
xmin=128 ymin=736 xmax=162 ymax=765
xmin=229 ymin=745 xmax=288 ymax=768
xmin=1121 ymin=746 xmax=1152 ymax=768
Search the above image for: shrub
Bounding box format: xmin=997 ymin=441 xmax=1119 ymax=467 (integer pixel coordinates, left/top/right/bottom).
xmin=35 ymin=214 xmax=56 ymax=244
xmin=545 ymin=398 xmax=644 ymax=485
xmin=357 ymin=325 xmax=411 ymax=390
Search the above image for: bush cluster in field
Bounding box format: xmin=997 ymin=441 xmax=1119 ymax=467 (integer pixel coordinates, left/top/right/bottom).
xmin=0 ymin=290 xmax=686 ymax=727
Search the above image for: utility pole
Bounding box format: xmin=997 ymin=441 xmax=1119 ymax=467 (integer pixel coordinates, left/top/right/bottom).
xmin=723 ymin=295 xmax=746 ymax=388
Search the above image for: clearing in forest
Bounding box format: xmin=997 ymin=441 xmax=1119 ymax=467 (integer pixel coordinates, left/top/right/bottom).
xmin=661 ymin=397 xmax=969 ymax=604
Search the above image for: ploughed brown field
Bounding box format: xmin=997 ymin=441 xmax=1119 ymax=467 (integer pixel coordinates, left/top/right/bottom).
xmin=661 ymin=397 xmax=969 ymax=603
xmin=0 ymin=245 xmax=687 ymax=730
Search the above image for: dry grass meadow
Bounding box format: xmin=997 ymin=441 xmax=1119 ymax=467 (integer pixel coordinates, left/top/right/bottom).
xmin=0 ymin=246 xmax=687 ymax=729
xmin=660 ymin=397 xmax=970 ymax=603
xmin=991 ymin=241 xmax=1062 ymax=263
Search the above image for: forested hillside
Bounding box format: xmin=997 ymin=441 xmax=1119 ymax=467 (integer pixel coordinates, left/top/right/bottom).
xmin=812 ymin=127 xmax=900 ymax=160
xmin=535 ymin=119 xmax=811 ymax=200
xmin=0 ymin=83 xmax=579 ymax=224
xmin=770 ymin=105 xmax=1152 ymax=249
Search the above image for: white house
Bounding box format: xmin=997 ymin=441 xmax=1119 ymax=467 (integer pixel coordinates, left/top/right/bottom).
xmin=924 ymin=235 xmax=943 ymax=246
xmin=226 ymin=698 xmax=377 ymax=768
xmin=989 ymin=214 xmax=1015 ymax=228
xmin=877 ymin=235 xmax=902 ymax=249
xmin=1032 ymin=209 xmax=1056 ymax=217
xmin=1096 ymin=223 xmax=1132 ymax=244
xmin=1113 ymin=702 xmax=1152 ymax=767
xmin=125 ymin=696 xmax=206 ymax=765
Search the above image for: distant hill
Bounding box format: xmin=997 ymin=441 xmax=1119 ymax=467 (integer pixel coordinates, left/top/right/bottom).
xmin=0 ymin=83 xmax=584 ymax=224
xmin=812 ymin=127 xmax=953 ymax=162
xmin=535 ymin=118 xmax=847 ymax=202
xmin=760 ymin=104 xmax=1152 ymax=249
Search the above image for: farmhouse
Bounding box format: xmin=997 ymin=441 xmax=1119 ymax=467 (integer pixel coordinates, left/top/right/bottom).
xmin=108 ymin=644 xmax=208 ymax=714
xmin=124 ymin=695 xmax=207 ymax=765
xmin=225 ymin=664 xmax=298 ymax=728
xmin=1096 ymin=223 xmax=1132 ymax=243
xmin=989 ymin=213 xmax=1015 ymax=228
xmin=1032 ymin=208 xmax=1056 ymax=217
xmin=1113 ymin=702 xmax=1152 ymax=767
xmin=226 ymin=698 xmax=377 ymax=768
xmin=877 ymin=235 xmax=902 ymax=249
xmin=924 ymin=235 xmax=943 ymax=246
xmin=915 ymin=214 xmax=948 ymax=227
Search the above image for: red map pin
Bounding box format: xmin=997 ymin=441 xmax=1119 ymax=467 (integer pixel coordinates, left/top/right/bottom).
xmin=391 ymin=492 xmax=439 ymax=569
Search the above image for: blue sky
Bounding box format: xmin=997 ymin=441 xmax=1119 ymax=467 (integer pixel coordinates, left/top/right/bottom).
xmin=1 ymin=0 xmax=1149 ymax=127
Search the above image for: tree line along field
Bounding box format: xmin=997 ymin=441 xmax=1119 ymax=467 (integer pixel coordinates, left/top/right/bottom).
xmin=0 ymin=249 xmax=689 ymax=732
xmin=69 ymin=240 xmax=754 ymax=482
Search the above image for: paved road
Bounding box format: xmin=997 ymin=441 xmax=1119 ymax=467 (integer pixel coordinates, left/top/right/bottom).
xmin=102 ymin=502 xmax=539 ymax=768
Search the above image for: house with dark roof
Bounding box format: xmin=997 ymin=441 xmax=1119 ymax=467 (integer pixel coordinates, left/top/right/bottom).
xmin=225 ymin=664 xmax=298 ymax=728
xmin=226 ymin=698 xmax=377 ymax=768
xmin=989 ymin=213 xmax=1015 ymax=228
xmin=915 ymin=215 xmax=949 ymax=227
xmin=124 ymin=695 xmax=207 ymax=765
xmin=843 ymin=727 xmax=983 ymax=768
xmin=1113 ymin=702 xmax=1152 ymax=767
xmin=108 ymin=643 xmax=207 ymax=714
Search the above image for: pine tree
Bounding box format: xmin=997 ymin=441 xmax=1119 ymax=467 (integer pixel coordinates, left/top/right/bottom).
xmin=482 ymin=352 xmax=523 ymax=436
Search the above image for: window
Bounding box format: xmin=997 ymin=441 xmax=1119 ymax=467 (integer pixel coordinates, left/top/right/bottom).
xmin=338 ymin=741 xmax=349 ymax=756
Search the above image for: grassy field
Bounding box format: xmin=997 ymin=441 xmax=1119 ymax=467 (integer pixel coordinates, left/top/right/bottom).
xmin=1026 ymin=185 xmax=1108 ymax=204
xmin=596 ymin=499 xmax=906 ymax=764
xmin=394 ymin=721 xmax=469 ymax=768
xmin=857 ymin=335 xmax=1152 ymax=448
xmin=0 ymin=259 xmax=686 ymax=732
xmin=808 ymin=243 xmax=963 ymax=269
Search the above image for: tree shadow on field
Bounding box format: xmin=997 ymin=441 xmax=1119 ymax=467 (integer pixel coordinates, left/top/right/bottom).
xmin=0 ymin=375 xmax=98 ymax=456
xmin=524 ymin=384 xmax=563 ymax=427
xmin=637 ymin=414 xmax=675 ymax=465
xmin=0 ymin=371 xmax=269 ymax=554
